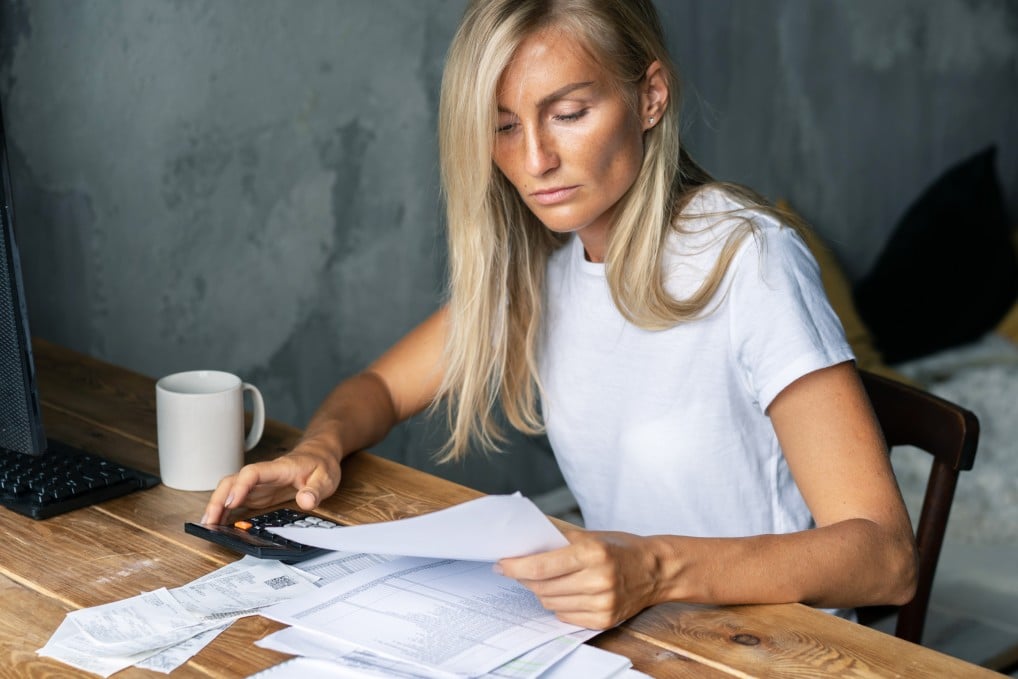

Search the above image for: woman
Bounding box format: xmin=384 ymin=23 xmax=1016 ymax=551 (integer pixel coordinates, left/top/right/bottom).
xmin=204 ymin=0 xmax=917 ymax=630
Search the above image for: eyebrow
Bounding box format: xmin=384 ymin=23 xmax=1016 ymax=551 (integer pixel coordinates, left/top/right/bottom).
xmin=498 ymin=80 xmax=596 ymax=113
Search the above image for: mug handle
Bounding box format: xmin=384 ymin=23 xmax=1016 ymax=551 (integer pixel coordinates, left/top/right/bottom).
xmin=242 ymin=383 xmax=265 ymax=452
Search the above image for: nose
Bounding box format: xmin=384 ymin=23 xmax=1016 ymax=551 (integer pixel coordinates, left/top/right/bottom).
xmin=523 ymin=125 xmax=559 ymax=177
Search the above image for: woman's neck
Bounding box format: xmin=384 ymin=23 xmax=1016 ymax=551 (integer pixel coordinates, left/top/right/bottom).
xmin=576 ymin=221 xmax=610 ymax=263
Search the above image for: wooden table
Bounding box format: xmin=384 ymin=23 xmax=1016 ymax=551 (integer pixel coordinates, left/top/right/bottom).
xmin=1 ymin=339 xmax=998 ymax=678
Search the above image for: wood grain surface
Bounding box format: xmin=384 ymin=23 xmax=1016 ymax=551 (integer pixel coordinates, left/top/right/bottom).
xmin=0 ymin=339 xmax=997 ymax=677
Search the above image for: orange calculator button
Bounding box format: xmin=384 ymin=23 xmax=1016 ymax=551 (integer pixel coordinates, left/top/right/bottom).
xmin=233 ymin=520 xmax=253 ymax=531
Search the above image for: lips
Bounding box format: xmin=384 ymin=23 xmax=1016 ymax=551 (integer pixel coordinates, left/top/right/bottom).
xmin=530 ymin=185 xmax=580 ymax=206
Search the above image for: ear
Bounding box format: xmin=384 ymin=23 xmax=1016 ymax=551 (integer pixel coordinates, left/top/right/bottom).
xmin=640 ymin=60 xmax=669 ymax=131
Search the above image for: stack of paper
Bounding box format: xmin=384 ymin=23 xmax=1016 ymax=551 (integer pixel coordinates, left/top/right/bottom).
xmin=249 ymin=493 xmax=648 ymax=678
xmin=38 ymin=494 xmax=648 ymax=678
xmin=251 ymin=628 xmax=639 ymax=678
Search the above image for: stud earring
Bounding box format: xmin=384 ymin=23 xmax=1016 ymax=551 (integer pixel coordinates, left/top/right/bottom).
xmin=648 ymin=117 xmax=655 ymax=125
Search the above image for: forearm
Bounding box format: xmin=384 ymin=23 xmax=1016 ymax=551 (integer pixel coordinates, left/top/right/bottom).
xmin=297 ymin=370 xmax=401 ymax=463
xmin=648 ymin=519 xmax=917 ymax=609
xmin=201 ymin=370 xmax=404 ymax=522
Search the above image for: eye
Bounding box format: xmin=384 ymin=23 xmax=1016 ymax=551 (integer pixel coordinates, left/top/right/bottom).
xmin=553 ymin=108 xmax=589 ymax=123
xmin=495 ymin=109 xmax=518 ymax=134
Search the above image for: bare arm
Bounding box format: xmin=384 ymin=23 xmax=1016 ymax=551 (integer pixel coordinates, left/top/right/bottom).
xmin=498 ymin=362 xmax=918 ymax=629
xmin=202 ymin=306 xmax=449 ymax=524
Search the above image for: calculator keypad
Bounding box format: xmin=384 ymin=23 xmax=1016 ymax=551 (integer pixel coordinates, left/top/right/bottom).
xmin=234 ymin=508 xmax=338 ymax=548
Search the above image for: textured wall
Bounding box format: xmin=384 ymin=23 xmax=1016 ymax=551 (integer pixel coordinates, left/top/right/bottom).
xmin=663 ymin=0 xmax=1017 ymax=279
xmin=1 ymin=1 xmax=1015 ymax=493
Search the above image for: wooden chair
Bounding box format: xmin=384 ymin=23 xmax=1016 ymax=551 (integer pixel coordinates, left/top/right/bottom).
xmin=856 ymin=369 xmax=979 ymax=646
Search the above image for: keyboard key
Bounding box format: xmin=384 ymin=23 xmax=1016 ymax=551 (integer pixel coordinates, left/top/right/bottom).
xmin=0 ymin=443 xmax=160 ymax=520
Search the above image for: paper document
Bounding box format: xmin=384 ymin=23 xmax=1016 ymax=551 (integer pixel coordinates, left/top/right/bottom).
xmin=135 ymin=623 xmax=230 ymax=674
xmin=257 ymin=625 xmax=461 ymax=679
xmin=539 ymin=642 xmax=631 ymax=678
xmin=485 ymin=630 xmax=599 ymax=679
xmin=38 ymin=558 xmax=320 ymax=677
xmin=292 ymin=549 xmax=396 ymax=586
xmin=263 ymin=555 xmax=583 ymax=677
xmin=67 ymin=588 xmax=209 ymax=656
xmin=257 ymin=626 xmax=601 ymax=679
xmin=270 ymin=492 xmax=567 ymax=561
xmin=248 ymin=657 xmax=378 ymax=678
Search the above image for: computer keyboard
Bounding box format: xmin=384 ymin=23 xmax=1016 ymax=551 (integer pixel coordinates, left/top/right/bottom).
xmin=0 ymin=440 xmax=160 ymax=520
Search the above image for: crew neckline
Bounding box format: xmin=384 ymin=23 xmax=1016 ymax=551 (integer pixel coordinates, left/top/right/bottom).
xmin=572 ymin=234 xmax=606 ymax=276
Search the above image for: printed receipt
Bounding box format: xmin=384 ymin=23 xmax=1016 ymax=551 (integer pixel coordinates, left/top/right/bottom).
xmin=38 ymin=558 xmax=320 ymax=677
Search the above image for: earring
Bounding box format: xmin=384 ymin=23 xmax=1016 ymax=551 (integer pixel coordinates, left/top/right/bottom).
xmin=648 ymin=117 xmax=655 ymax=125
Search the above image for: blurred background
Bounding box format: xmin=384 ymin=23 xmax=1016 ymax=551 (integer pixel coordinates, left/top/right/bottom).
xmin=1 ymin=0 xmax=1014 ymax=494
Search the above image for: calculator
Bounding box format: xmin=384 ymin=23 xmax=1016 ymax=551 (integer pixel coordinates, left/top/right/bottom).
xmin=184 ymin=508 xmax=339 ymax=563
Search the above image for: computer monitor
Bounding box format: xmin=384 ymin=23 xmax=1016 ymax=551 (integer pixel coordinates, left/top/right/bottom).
xmin=0 ymin=102 xmax=47 ymax=457
xmin=0 ymin=101 xmax=159 ymax=519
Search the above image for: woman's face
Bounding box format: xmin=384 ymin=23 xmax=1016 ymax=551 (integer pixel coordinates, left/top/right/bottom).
xmin=492 ymin=29 xmax=648 ymax=261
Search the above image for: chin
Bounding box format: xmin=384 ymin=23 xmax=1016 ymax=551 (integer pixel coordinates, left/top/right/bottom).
xmin=529 ymin=209 xmax=593 ymax=235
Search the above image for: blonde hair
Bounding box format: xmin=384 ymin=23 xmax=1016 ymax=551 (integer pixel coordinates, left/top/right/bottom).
xmin=436 ymin=0 xmax=800 ymax=460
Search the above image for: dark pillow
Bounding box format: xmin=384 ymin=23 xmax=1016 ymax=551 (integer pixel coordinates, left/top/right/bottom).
xmin=854 ymin=146 xmax=1018 ymax=363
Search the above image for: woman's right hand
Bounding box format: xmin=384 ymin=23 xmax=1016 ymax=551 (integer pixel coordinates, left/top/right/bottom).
xmin=200 ymin=437 xmax=342 ymax=525
xmin=200 ymin=307 xmax=449 ymax=527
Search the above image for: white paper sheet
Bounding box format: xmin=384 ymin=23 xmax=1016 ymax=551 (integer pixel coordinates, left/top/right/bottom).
xmin=539 ymin=643 xmax=632 ymax=679
xmin=262 ymin=555 xmax=583 ymax=677
xmin=37 ymin=614 xmax=175 ymax=678
xmin=67 ymin=588 xmax=208 ymax=656
xmin=290 ymin=549 xmax=396 ymax=586
xmin=169 ymin=559 xmax=319 ymax=619
xmin=269 ymin=493 xmax=567 ymax=561
xmin=257 ymin=625 xmax=459 ymax=679
xmin=256 ymin=625 xmax=600 ymax=679
xmin=38 ymin=558 xmax=323 ymax=676
xmin=134 ymin=623 xmax=231 ymax=674
xmin=485 ymin=630 xmax=598 ymax=679
xmin=247 ymin=657 xmax=372 ymax=679
xmin=249 ymin=642 xmax=642 ymax=679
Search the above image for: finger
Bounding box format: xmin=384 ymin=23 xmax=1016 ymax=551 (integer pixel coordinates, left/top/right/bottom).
xmin=294 ymin=477 xmax=323 ymax=511
xmin=517 ymin=585 xmax=619 ymax=630
xmin=235 ymin=459 xmax=304 ymax=488
xmin=498 ymin=547 xmax=584 ymax=582
xmin=226 ymin=463 xmax=287 ymax=509
xmin=553 ymin=609 xmax=620 ymax=631
xmin=559 ymin=526 xmax=586 ymax=542
xmin=203 ymin=474 xmax=241 ymax=524
xmin=203 ymin=461 xmax=299 ymax=524
xmin=531 ymin=592 xmax=628 ymax=630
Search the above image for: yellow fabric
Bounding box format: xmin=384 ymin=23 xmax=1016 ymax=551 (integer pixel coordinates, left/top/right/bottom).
xmin=995 ymin=300 xmax=1018 ymax=344
xmin=998 ymin=226 xmax=1018 ymax=344
xmin=776 ymin=200 xmax=915 ymax=386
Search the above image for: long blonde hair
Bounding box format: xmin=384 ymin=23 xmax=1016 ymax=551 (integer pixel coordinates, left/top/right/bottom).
xmin=436 ymin=0 xmax=796 ymax=460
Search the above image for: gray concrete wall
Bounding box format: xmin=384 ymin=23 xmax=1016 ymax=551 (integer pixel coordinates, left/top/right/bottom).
xmin=662 ymin=0 xmax=1017 ymax=280
xmin=1 ymin=1 xmax=1015 ymax=494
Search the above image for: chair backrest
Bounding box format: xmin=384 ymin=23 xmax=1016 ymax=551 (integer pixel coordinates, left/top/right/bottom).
xmin=856 ymin=370 xmax=979 ymax=645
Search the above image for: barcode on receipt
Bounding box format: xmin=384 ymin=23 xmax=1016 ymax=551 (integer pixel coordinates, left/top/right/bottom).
xmin=264 ymin=575 xmax=297 ymax=590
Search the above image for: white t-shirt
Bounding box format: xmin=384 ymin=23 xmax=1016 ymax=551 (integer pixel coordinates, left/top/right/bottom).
xmin=538 ymin=187 xmax=854 ymax=538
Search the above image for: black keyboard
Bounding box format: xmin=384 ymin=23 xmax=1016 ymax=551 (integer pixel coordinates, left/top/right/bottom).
xmin=0 ymin=440 xmax=160 ymax=519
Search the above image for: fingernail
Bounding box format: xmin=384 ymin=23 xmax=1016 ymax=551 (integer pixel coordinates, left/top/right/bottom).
xmin=200 ymin=513 xmax=209 ymax=525
xmin=298 ymin=490 xmax=317 ymax=506
xmin=492 ymin=563 xmax=504 ymax=576
xmin=224 ymin=493 xmax=234 ymax=508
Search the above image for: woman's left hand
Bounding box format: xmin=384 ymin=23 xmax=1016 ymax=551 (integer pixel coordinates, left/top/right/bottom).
xmin=496 ymin=528 xmax=663 ymax=629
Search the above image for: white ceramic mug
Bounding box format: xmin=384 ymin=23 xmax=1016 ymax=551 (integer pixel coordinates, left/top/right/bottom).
xmin=155 ymin=370 xmax=265 ymax=491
